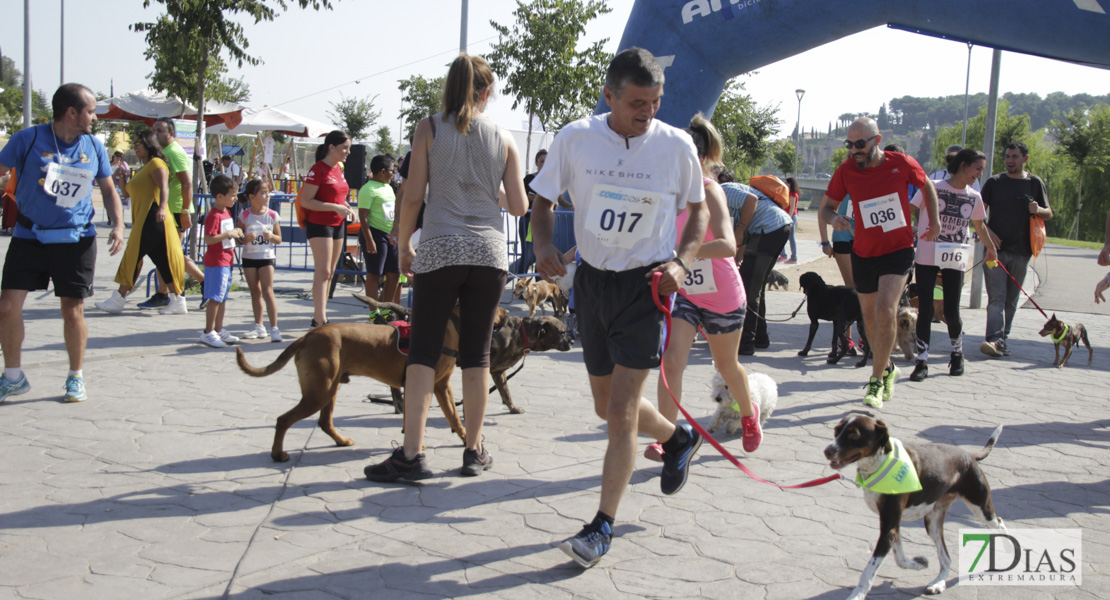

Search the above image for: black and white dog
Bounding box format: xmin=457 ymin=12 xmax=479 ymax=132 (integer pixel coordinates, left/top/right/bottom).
xmin=824 ymin=415 xmax=1005 ymax=598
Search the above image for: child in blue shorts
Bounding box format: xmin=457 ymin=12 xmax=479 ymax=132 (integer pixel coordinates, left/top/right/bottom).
xmin=200 ymin=175 xmax=244 ymax=348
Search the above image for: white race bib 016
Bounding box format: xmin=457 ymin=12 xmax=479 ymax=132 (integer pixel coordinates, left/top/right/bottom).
xmin=382 ymin=200 xmax=395 ymax=222
xmin=43 ymin=162 xmax=94 ymax=208
xmin=682 ymin=258 xmax=718 ymax=295
xmin=858 ymin=193 xmax=906 ymax=232
xmin=935 ymin=242 xmax=970 ymax=271
xmin=584 ymin=184 xmax=663 ymax=249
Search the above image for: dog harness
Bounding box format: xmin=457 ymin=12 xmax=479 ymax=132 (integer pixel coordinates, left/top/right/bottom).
xmin=1051 ymin=324 xmax=1069 ymax=344
xmin=856 ymin=438 xmax=922 ymax=494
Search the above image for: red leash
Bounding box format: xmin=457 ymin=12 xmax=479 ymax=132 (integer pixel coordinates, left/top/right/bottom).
xmin=650 ymin=273 xmax=842 ymax=490
xmin=991 ymin=260 xmax=1048 ymax=318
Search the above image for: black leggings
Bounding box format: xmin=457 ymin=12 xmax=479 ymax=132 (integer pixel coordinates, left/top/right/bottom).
xmin=408 ymin=265 xmax=508 ymax=369
xmin=913 ymin=263 xmax=963 ymax=359
xmin=131 ymin=204 xmax=180 ymax=291
xmin=739 ymin=224 xmax=792 ymax=343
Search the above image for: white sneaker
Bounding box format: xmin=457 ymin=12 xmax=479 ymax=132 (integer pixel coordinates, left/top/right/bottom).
xmin=94 ymin=290 xmax=127 ymax=314
xmin=218 ymin=329 xmax=240 ymax=344
xmin=159 ymin=294 xmax=188 ymax=315
xmin=270 ymin=326 xmax=283 ymax=342
xmin=200 ymin=330 xmax=226 ymax=348
xmin=242 ymin=323 xmax=267 ymax=339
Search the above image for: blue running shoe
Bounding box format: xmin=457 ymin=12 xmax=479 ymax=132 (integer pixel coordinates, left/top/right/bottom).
xmin=198 ymin=297 xmax=210 ymax=310
xmin=660 ymin=424 xmax=702 ymax=495
xmin=63 ymin=376 xmax=87 ymax=403
xmin=559 ymin=520 xmax=612 ymax=568
xmin=137 ymin=293 xmax=169 ymax=309
xmin=0 ymin=373 xmax=31 ymax=402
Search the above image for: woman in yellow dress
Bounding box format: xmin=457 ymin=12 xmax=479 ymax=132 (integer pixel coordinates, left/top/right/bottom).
xmin=94 ymin=131 xmax=186 ymax=314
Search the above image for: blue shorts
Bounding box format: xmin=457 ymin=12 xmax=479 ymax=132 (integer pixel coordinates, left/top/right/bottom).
xmin=203 ymin=266 xmax=232 ymax=302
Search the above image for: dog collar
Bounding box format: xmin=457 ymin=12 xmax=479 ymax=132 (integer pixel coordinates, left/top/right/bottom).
xmin=1051 ymin=325 xmax=1068 ymax=344
xmin=520 ymin=320 xmax=530 ymax=354
xmin=856 ymin=438 xmax=923 ymax=495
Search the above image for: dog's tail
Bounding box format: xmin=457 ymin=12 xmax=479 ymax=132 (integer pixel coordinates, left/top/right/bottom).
xmin=236 ymin=337 xmax=306 ymax=378
xmin=973 ymin=425 xmax=1004 ymax=461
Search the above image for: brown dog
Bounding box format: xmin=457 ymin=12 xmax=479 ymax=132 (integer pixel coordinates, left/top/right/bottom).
xmin=1038 ymin=313 xmax=1092 ymax=368
xmin=357 ymin=293 xmax=573 ymax=414
xmin=236 ymin=319 xmax=465 ymax=462
xmin=513 ymin=276 xmax=567 ymax=317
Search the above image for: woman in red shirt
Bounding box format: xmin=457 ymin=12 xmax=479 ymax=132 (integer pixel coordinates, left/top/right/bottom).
xmin=300 ymin=130 xmax=353 ymax=327
xmin=781 ymin=177 xmax=800 ymax=263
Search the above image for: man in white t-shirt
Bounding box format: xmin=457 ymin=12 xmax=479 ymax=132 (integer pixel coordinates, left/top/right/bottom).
xmin=261 ymin=133 xmax=275 ymax=169
xmin=220 ymin=155 xmax=242 ymax=187
xmin=532 ymin=48 xmax=709 ymax=569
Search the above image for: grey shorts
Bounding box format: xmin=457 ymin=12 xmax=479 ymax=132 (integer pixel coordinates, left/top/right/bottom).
xmin=671 ymin=294 xmax=746 ymax=335
xmin=575 ymin=260 xmax=665 ymax=376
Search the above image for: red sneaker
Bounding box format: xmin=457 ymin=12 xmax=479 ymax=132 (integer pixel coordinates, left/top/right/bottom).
xmin=741 ymin=402 xmax=762 ymax=453
xmin=644 ymin=442 xmax=665 ymax=462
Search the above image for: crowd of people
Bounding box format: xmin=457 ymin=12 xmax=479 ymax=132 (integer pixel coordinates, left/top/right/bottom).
xmin=2 ymin=48 xmax=1108 ymax=573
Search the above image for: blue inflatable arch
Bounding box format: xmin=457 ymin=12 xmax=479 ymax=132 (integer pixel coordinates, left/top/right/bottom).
xmin=607 ymin=0 xmax=1110 ymax=125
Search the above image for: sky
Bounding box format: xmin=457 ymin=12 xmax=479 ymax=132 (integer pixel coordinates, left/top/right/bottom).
xmin=5 ymin=0 xmax=1110 ymax=147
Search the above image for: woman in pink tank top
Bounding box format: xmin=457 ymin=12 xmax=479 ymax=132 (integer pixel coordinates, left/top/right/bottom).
xmin=648 ymin=114 xmax=763 ymax=460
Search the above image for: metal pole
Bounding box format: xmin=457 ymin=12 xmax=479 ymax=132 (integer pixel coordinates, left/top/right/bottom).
xmin=460 ymin=0 xmax=468 ymax=53
xmin=970 ymin=48 xmax=1002 ymax=310
xmin=961 ymin=41 xmax=972 ymax=147
xmin=794 ymin=89 xmax=805 ymax=176
xmin=60 ymin=0 xmax=64 ymax=85
xmin=23 ymin=0 xmax=32 ymax=129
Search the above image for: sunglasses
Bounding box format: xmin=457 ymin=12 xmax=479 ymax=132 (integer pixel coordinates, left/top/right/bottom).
xmin=843 ymin=135 xmax=877 ymax=150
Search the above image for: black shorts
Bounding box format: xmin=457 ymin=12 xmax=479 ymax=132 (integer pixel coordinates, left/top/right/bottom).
xmin=306 ymin=222 xmax=345 ymax=240
xmin=833 ymin=240 xmax=853 ymax=255
xmin=2 ymin=236 xmax=97 ymax=298
xmin=170 ymin=211 xmax=191 ymax=231
xmin=575 ymin=260 xmax=665 ymax=376
xmin=851 ymin=246 xmax=914 ymax=294
xmin=362 ymin=227 xmax=399 ymax=276
xmin=242 ymin=257 xmax=276 ymax=269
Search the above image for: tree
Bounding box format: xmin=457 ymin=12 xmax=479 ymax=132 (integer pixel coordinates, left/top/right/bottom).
xmin=398 ymin=75 xmax=445 ymax=141
xmin=372 ymin=125 xmax=397 ymax=157
xmin=878 ymin=103 xmax=890 ymax=130
xmin=488 ymin=0 xmax=613 ymax=161
xmin=770 ymin=140 xmax=795 ymax=176
xmin=711 ymin=79 xmax=781 ymax=177
xmin=0 ymin=57 xmax=50 ymax=132
xmin=327 ymin=94 xmax=380 ymax=141
xmin=933 ymin=100 xmax=1030 ymax=174
xmin=828 ymin=147 xmax=849 ymax=172
xmin=1052 ymin=106 xmax=1110 ymax=239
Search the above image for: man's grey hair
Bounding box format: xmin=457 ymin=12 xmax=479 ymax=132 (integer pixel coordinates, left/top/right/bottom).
xmin=605 ymin=47 xmax=665 ymax=97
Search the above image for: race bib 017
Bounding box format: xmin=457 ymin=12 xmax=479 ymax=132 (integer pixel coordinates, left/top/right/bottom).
xmin=43 ymin=162 xmax=94 ymax=208
xmin=681 ymin=258 xmax=718 ymax=296
xmin=584 ymin=184 xmax=663 ymax=249
xmin=859 ymin=193 xmax=906 ymax=232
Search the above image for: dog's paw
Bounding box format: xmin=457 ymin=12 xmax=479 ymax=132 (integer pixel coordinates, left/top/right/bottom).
xmin=336 ymin=437 xmax=355 ymax=447
xmin=508 ymin=405 xmax=525 ymax=414
xmin=845 ymin=587 xmax=869 ymax=600
xmin=925 ymin=580 xmax=947 ymax=595
xmin=827 ymin=355 xmax=841 ymax=364
xmin=272 ymin=451 xmax=291 ymax=462
xmin=898 ymin=555 xmax=928 ymax=570
xmin=798 ymin=349 xmax=809 ymax=357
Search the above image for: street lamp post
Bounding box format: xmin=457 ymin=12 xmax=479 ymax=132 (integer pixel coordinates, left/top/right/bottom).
xmin=793 ymin=89 xmax=805 ymax=176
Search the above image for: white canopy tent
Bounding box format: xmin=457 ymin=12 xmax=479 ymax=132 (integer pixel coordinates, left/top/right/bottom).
xmin=205 ymin=106 xmax=333 ymax=138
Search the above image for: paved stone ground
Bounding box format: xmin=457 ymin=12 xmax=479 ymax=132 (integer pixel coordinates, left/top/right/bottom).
xmin=1 ymin=213 xmax=1107 ymax=599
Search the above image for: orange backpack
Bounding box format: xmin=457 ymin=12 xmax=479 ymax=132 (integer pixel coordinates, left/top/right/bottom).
xmin=748 ymin=175 xmax=790 ymax=212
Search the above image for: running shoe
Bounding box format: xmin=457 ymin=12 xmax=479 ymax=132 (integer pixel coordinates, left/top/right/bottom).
xmin=741 ymin=402 xmax=762 ymax=453
xmin=862 ymin=377 xmax=883 ymax=408
xmin=364 ymin=446 xmax=433 ymax=482
xmin=558 ymin=520 xmax=612 ymax=569
xmin=460 ymin=446 xmax=493 ymax=477
xmin=785 ymin=258 xmax=797 ymax=264
xmin=882 ymin=365 xmax=899 ymax=400
xmin=200 ymin=331 xmax=227 ymax=348
xmin=979 ymin=340 xmax=1003 ymax=358
xmin=198 ymin=297 xmax=210 ymax=310
xmin=241 ymin=323 xmax=267 ymax=339
xmin=660 ymin=424 xmax=702 ymax=495
xmin=137 ymin=293 xmax=168 ymax=309
xmin=270 ymin=326 xmax=283 ymax=343
xmin=643 ymin=441 xmax=664 ymax=462
xmin=0 ymin=373 xmax=31 ymax=402
xmin=909 ymin=360 xmax=928 ymax=382
xmin=949 ymin=352 xmax=965 ymax=376
xmin=159 ymin=294 xmax=188 ymax=315
xmin=63 ymin=376 xmax=87 ymax=403
xmin=218 ymin=329 xmax=240 ymax=344
xmin=94 ymin=290 xmax=127 ymax=314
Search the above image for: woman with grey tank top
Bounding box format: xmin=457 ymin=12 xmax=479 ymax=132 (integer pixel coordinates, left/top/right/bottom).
xmin=365 ymin=53 xmax=528 ymax=482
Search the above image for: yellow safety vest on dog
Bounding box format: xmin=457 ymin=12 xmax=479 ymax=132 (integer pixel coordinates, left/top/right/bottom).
xmin=857 ymin=438 xmax=923 ymax=494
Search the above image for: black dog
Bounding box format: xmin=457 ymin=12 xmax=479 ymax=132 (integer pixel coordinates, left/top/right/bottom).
xmin=766 ymin=269 xmax=789 ymax=291
xmin=798 ymin=272 xmax=870 ymax=367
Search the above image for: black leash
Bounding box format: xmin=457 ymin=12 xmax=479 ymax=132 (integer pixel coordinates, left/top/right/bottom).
xmin=747 ymin=296 xmax=807 ymax=322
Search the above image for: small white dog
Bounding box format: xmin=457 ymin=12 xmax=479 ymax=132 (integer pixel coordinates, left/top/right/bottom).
xmin=708 ymin=371 xmax=778 ymax=434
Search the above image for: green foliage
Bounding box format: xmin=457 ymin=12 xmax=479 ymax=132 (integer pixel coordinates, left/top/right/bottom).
xmin=933 ymin=100 xmax=1030 ymax=174
xmin=711 ymin=79 xmax=781 ymax=177
xmin=0 ymin=57 xmax=51 ymax=132
xmin=487 ymin=0 xmax=613 ymax=133
xmin=372 ymin=126 xmax=397 ymax=157
xmin=828 ymin=147 xmax=849 ymax=172
xmin=769 ymin=140 xmax=794 ymax=176
xmin=397 ymin=75 xmax=445 ymax=140
xmin=1051 ymin=105 xmax=1110 ymax=238
xmin=328 ymin=94 xmax=380 ymax=141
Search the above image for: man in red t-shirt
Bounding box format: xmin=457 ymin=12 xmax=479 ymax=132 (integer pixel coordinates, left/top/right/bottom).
xmin=819 ymin=117 xmax=939 ymax=408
